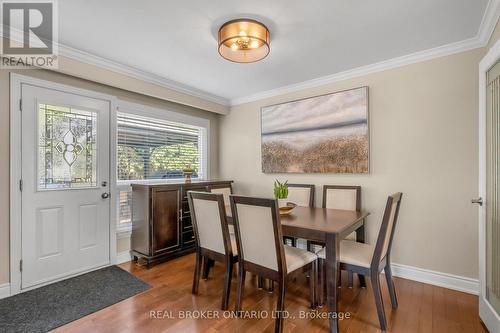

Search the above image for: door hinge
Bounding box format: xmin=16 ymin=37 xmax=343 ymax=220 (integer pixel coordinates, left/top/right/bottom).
xmin=19 ymin=260 xmax=22 ymax=272
xmin=19 ymin=99 xmax=22 ymax=112
xmin=19 ymin=179 xmax=23 ymax=192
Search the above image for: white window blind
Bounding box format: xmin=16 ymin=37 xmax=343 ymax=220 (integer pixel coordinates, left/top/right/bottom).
xmin=117 ymin=112 xmax=205 ymax=181
xmin=116 ymin=111 xmax=207 ymax=229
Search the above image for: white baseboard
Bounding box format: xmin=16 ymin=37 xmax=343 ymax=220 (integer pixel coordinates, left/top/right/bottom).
xmin=116 ymin=250 xmax=132 ymax=265
xmin=112 ymin=249 xmax=478 ymax=294
xmin=391 ymin=263 xmax=479 ymax=295
xmin=0 ymin=283 xmax=11 ymax=299
xmin=111 ymin=249 xmax=479 ymax=294
xmin=0 ymin=261 xmax=478 ymax=299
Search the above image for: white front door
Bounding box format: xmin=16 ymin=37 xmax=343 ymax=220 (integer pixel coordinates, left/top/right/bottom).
xmin=21 ymin=84 xmax=111 ymax=290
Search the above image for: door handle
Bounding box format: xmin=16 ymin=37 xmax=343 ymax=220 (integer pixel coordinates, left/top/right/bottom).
xmin=101 ymin=192 xmax=110 ymax=199
xmin=471 ymin=197 xmax=483 ymax=206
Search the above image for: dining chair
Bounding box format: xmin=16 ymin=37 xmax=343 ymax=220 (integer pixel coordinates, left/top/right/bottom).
xmin=318 ymin=185 xmax=362 ymax=287
xmin=284 ymin=184 xmax=315 ymax=247
xmin=322 ymin=185 xmax=362 ymax=238
xmin=209 ymin=184 xmax=235 ymax=235
xmin=230 ymin=195 xmax=318 ymax=333
xmin=317 ymin=192 xmax=403 ymax=331
xmin=211 ymin=185 xmax=271 ymax=290
xmin=209 ymin=184 xmax=233 ymax=207
xmin=187 ymin=191 xmax=238 ymax=310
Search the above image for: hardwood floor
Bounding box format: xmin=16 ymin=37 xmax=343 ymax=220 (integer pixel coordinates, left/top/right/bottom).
xmin=53 ymin=254 xmax=487 ymax=333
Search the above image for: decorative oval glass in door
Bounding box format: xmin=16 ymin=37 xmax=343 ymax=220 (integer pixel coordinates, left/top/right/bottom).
xmin=38 ymin=103 xmax=98 ymax=190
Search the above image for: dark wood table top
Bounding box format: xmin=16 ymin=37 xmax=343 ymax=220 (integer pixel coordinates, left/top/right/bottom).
xmin=226 ymin=205 xmax=369 ymax=241
xmin=280 ymin=206 xmax=368 ymax=233
xmin=280 ymin=207 xmax=368 ymax=242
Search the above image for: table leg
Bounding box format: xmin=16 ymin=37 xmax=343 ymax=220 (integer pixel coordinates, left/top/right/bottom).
xmin=355 ymin=222 xmax=367 ymax=288
xmin=325 ymin=233 xmax=340 ymax=333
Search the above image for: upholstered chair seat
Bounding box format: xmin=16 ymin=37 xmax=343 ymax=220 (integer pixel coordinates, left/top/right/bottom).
xmin=285 ymin=245 xmax=318 ymax=272
xmin=317 ymin=241 xmax=374 ymax=268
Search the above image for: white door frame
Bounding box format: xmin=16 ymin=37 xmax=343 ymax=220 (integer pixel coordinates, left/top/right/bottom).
xmin=9 ymin=73 xmax=118 ymax=295
xmin=479 ymin=39 xmax=500 ymax=333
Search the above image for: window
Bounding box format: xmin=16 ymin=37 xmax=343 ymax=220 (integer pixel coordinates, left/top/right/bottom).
xmin=116 ymin=103 xmax=209 ymax=231
xmin=38 ymin=104 xmax=98 ymax=190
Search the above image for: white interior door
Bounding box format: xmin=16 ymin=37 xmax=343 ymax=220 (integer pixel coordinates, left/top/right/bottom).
xmin=479 ymin=58 xmax=500 ymax=333
xmin=21 ymin=84 xmax=111 ymax=290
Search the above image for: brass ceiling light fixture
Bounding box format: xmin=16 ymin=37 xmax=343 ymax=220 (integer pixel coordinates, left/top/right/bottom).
xmin=218 ymin=19 xmax=270 ymax=63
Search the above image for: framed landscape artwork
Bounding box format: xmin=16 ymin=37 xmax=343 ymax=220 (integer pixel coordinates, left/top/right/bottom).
xmin=261 ymin=86 xmax=369 ymax=173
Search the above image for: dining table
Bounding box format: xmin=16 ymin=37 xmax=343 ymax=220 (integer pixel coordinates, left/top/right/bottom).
xmin=225 ymin=205 xmax=369 ymax=333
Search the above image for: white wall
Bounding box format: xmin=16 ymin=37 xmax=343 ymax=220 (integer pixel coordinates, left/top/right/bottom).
xmin=219 ymin=48 xmax=484 ymax=279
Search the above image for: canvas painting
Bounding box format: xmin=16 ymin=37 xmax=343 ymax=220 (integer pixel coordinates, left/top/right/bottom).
xmin=261 ymin=86 xmax=369 ymax=173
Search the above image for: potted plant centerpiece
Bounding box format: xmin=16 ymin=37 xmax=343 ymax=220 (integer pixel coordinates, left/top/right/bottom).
xmin=274 ymin=180 xmax=289 ymax=208
xmin=274 ymin=180 xmax=297 ymax=215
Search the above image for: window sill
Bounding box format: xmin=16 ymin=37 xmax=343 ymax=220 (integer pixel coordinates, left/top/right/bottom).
xmin=117 ymin=177 xmax=205 ymax=186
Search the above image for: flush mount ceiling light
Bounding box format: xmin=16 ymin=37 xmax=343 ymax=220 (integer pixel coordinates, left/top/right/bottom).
xmin=218 ymin=19 xmax=270 ymax=63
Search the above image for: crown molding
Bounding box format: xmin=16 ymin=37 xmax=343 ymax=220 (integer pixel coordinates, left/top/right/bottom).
xmin=58 ymin=45 xmax=230 ymax=106
xmin=229 ymin=37 xmax=483 ymax=105
xmin=478 ymin=0 xmax=500 ymax=44
xmin=229 ymin=0 xmax=500 ymax=106
xmin=2 ymin=2 xmax=498 ymax=109
xmin=0 ymin=28 xmax=230 ymax=107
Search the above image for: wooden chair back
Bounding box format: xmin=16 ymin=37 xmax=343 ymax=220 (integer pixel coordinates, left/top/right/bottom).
xmin=371 ymin=192 xmax=403 ymax=270
xmin=188 ymin=191 xmax=234 ymax=258
xmin=209 ymin=184 xmax=233 ymax=207
xmin=230 ymin=195 xmax=286 ymax=279
xmin=323 ymin=185 xmax=361 ymax=211
xmin=287 ymin=184 xmax=315 ymax=207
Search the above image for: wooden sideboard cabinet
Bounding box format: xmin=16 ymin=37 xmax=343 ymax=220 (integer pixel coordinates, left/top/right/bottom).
xmin=130 ymin=180 xmax=233 ymax=267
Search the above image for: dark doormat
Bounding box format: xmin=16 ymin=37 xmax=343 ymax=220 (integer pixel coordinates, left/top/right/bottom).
xmin=0 ymin=265 xmax=150 ymax=333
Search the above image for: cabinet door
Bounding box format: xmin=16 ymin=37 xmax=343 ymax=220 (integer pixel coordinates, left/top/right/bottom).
xmin=152 ymin=188 xmax=180 ymax=254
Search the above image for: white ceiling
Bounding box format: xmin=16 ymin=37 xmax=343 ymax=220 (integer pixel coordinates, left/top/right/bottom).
xmin=59 ymin=0 xmax=491 ymax=104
